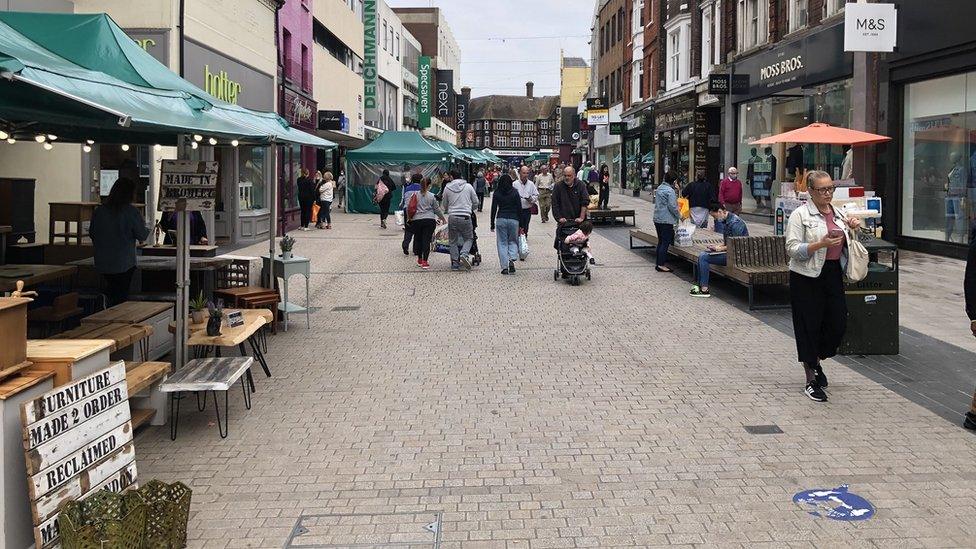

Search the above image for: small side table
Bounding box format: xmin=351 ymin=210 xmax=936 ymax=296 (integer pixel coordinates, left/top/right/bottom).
xmin=262 ymin=254 xmax=310 ymax=331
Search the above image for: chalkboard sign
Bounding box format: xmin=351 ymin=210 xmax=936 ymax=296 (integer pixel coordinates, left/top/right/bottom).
xmin=20 ymin=362 xmax=137 ymax=548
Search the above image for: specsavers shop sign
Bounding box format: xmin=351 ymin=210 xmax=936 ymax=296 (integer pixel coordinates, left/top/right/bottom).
xmin=418 ymin=55 xmax=432 ymax=128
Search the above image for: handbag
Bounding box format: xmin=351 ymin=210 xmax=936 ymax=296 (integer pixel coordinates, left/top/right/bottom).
xmin=846 ymin=231 xmax=869 ymax=282
xmin=311 ymin=202 xmax=320 ymax=221
xmin=406 ymin=193 xmax=419 ymax=221
xmin=530 ymin=203 xmax=539 ymax=215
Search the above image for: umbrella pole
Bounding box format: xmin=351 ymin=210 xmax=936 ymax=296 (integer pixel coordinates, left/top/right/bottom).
xmin=268 ymin=139 xmax=278 ymax=294
xmin=174 ymin=134 xmax=190 ymax=370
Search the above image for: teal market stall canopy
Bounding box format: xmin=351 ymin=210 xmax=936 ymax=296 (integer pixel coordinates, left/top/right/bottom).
xmin=426 ymin=138 xmax=470 ymax=162
xmin=345 ymin=131 xmax=450 ymax=213
xmin=0 ymin=11 xmax=335 ymax=148
xmin=460 ymin=149 xmax=491 ymax=163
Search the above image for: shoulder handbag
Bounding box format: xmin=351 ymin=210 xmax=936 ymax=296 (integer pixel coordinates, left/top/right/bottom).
xmin=845 ymin=230 xmax=869 ymax=282
xmin=406 ymin=192 xmax=419 ymax=221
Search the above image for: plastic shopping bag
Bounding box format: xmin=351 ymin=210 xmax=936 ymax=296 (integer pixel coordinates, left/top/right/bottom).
xmin=677 ymin=197 xmax=690 ymax=220
xmin=433 ymin=224 xmax=451 ymax=254
xmin=518 ymin=233 xmax=529 ymax=260
xmin=675 ymin=220 xmax=696 ymax=247
xmin=311 ymin=202 xmax=320 ymax=222
xmin=394 ymin=209 xmax=405 ymax=226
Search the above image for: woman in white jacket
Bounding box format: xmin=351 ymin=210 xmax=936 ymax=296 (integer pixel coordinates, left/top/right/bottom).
xmin=785 ymin=170 xmax=861 ymax=403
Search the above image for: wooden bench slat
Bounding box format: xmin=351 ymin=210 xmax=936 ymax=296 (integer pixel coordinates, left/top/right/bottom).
xmin=125 ymin=361 xmax=171 ymax=394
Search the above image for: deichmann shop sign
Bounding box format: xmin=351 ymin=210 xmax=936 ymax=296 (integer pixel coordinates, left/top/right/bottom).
xmin=183 ymin=39 xmax=274 ymax=111
xmin=418 ymin=55 xmax=432 ymax=128
xmin=733 ymin=23 xmax=852 ymax=102
xmin=363 ymin=0 xmax=378 ymax=112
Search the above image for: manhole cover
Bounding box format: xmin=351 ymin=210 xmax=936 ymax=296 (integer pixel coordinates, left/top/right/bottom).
xmin=743 ymin=424 xmax=784 ymax=435
xmin=284 ymin=511 xmax=442 ymax=548
xmin=331 ymin=305 xmax=361 ymax=311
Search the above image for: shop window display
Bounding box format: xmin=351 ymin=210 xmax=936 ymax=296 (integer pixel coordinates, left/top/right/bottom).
xmin=239 ymin=147 xmax=266 ymax=211
xmin=902 ymin=71 xmax=976 ymax=246
xmin=736 ymin=79 xmax=852 ymax=211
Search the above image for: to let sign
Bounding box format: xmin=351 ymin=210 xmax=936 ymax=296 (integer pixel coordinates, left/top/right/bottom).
xmin=20 ymin=362 xmax=137 ymax=549
xmin=158 ymin=160 xmax=219 ymax=211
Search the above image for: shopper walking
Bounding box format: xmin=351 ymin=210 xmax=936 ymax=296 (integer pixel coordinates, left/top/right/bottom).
xmin=441 ymin=170 xmax=480 ymax=271
xmin=377 ymin=169 xmax=396 ymax=228
xmin=598 ymin=164 xmax=611 ymax=210
xmin=719 ymin=167 xmax=743 ymax=214
xmin=490 ymin=174 xmax=522 ymax=274
xmin=514 ymin=166 xmax=539 ymax=238
xmin=653 ymin=176 xmax=680 ymax=273
xmin=315 ymin=172 xmax=335 ymax=229
xmin=297 ymin=169 xmax=317 ymax=230
xmin=535 ymin=165 xmax=555 ymax=223
xmin=785 ymin=170 xmax=862 ymax=403
xmin=964 ymin=225 xmax=976 ymax=429
xmin=409 ymin=177 xmax=446 ymax=270
xmin=474 ymin=170 xmax=488 ymax=212
xmin=335 ymin=170 xmax=346 ymax=209
xmin=400 ymin=173 xmax=422 ymax=255
xmin=89 ymin=177 xmax=150 ymax=306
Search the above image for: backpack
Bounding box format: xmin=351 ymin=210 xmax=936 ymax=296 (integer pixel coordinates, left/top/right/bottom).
xmin=406 ymin=193 xmax=419 ymax=221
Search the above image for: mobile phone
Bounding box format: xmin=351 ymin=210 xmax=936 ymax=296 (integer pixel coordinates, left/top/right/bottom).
xmin=828 ymin=230 xmax=844 ymax=238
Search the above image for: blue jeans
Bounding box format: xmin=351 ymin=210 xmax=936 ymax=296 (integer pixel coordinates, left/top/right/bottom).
xmin=494 ymin=217 xmax=519 ymax=268
xmin=697 ymin=252 xmax=727 ymax=288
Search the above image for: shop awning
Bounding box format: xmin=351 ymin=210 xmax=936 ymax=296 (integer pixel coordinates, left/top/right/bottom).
xmin=427 ymin=138 xmax=470 ymax=162
xmin=0 ymin=12 xmax=335 ymax=148
xmin=460 ymin=148 xmax=490 ymax=163
xmin=345 ymin=131 xmax=448 ymax=163
xmin=481 ymin=149 xmax=503 ymax=163
xmin=750 ymin=123 xmax=892 ymax=146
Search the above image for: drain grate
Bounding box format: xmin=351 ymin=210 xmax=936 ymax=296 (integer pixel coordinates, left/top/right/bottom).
xmin=284 ymin=511 xmax=442 ymax=548
xmin=331 ymin=305 xmax=361 ymax=312
xmin=743 ymin=424 xmax=784 ymax=435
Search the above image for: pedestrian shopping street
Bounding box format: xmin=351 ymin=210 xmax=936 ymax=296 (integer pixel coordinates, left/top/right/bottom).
xmin=136 ymin=195 xmax=976 ymax=548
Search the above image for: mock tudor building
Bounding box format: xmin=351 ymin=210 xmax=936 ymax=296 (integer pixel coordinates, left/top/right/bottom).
xmin=468 ymin=82 xmax=560 ymax=161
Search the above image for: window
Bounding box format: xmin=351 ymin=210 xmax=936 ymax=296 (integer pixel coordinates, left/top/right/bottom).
xmin=632 ymin=59 xmax=643 ymax=102
xmin=540 ymin=135 xmax=548 ymax=146
xmin=668 ymin=27 xmax=680 ymax=85
xmin=540 ymin=120 xmax=548 ymax=130
xmin=738 ymin=0 xmax=768 ymax=51
xmin=823 ymin=0 xmax=845 ymax=18
xmin=511 ymin=136 xmax=522 ymax=148
xmin=282 ymin=29 xmax=292 ymax=80
xmin=395 ymin=33 xmax=400 ymax=61
xmin=300 ymin=45 xmax=309 ymax=90
xmin=610 ymin=14 xmax=617 ymax=44
xmin=495 ymin=135 xmax=507 ymax=147
xmin=789 ymin=0 xmax=808 ymax=32
xmin=701 ymin=5 xmax=713 ymax=78
xmin=618 ymin=8 xmax=625 ymax=42
xmin=497 ymin=121 xmax=508 ymax=130
xmin=382 ymin=20 xmax=389 ymax=51
xmin=512 ymin=121 xmax=522 ymax=131
xmin=238 ymin=147 xmax=266 ymax=211
xmin=525 ymin=137 xmax=535 ymax=148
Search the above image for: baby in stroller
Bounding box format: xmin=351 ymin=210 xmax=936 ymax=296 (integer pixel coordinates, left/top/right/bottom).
xmin=563 ymin=220 xmax=595 ymax=265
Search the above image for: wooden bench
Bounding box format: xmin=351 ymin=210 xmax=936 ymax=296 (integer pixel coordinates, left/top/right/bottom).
xmin=588 ymin=208 xmax=636 ymax=226
xmin=82 ymin=301 xmax=174 ymax=360
xmin=124 ymin=361 xmax=171 ymax=428
xmin=629 ymin=228 xmax=789 ymax=310
xmin=50 ymin=322 xmax=153 ymax=361
xmin=159 ymin=357 xmax=254 ymax=440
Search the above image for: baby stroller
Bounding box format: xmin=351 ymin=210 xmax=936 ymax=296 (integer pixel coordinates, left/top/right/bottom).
xmin=553 ymin=223 xmax=591 ymax=286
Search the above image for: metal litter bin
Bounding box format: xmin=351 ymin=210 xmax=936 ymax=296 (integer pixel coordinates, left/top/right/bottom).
xmin=839 ymin=237 xmax=898 ymax=355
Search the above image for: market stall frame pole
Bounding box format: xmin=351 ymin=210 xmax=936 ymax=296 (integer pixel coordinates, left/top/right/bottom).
xmin=267 ymin=138 xmax=278 ymax=300
xmin=174 ymin=134 xmax=191 ymax=370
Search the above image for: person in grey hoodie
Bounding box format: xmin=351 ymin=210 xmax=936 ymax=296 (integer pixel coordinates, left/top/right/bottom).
xmin=440 ymin=169 xmax=480 ymax=270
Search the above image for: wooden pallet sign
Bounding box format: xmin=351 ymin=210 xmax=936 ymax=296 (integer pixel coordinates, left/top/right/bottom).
xmin=20 ymin=362 xmax=138 ymax=549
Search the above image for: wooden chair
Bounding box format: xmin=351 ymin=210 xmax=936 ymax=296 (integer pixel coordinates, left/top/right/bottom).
xmin=28 ymin=292 xmax=84 ymax=336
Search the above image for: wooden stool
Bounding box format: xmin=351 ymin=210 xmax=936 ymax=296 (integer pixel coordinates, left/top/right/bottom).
xmin=239 ymin=292 xmax=280 ymax=335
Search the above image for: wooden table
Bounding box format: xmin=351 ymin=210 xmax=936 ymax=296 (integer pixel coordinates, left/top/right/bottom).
xmin=0 ymin=264 xmax=77 ymax=293
xmin=159 ymin=357 xmax=254 ymax=439
xmin=82 ymin=301 xmax=173 ymax=361
xmin=168 ymin=309 xmax=273 ymax=386
xmin=140 ymin=244 xmax=219 ymax=258
xmin=213 ymin=286 xmax=276 ymax=307
xmin=25 ymin=339 xmax=113 ymax=387
xmin=49 ymin=322 xmax=153 ymax=361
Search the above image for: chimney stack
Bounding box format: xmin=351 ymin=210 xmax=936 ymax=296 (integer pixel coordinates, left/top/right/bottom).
xmin=526 ymin=81 xmax=534 ymax=99
xmin=461 ymin=86 xmax=471 ymax=103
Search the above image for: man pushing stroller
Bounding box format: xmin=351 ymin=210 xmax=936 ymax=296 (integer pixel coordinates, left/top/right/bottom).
xmin=551 ymin=165 xmax=590 ymax=250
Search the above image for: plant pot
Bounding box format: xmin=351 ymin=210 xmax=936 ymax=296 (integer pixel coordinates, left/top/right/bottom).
xmin=281 ymin=251 xmax=293 ymax=260
xmin=206 ymin=316 xmax=222 ymax=336
xmin=191 ymin=310 xmax=205 ymax=324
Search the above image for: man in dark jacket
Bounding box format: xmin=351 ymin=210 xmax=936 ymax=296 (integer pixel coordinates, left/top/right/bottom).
xmin=682 ymin=170 xmax=716 ymax=228
xmin=964 ymin=227 xmax=976 ymax=430
xmin=552 ymin=165 xmax=590 ymax=250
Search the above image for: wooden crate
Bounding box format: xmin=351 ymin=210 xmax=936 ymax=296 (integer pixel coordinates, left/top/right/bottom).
xmin=0 ymin=297 xmax=31 ymax=380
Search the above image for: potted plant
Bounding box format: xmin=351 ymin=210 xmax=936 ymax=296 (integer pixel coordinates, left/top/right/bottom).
xmin=206 ymin=299 xmax=224 ymax=336
xmin=279 ymin=234 xmax=296 ymax=260
xmin=189 ymin=291 xmax=207 ymax=324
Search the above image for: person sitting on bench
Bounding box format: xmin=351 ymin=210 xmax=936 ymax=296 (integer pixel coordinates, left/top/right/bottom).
xmin=690 ymin=202 xmax=749 ymax=298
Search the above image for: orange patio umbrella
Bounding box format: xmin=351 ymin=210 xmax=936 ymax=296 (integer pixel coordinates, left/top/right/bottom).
xmin=750 ymin=123 xmax=892 ymax=146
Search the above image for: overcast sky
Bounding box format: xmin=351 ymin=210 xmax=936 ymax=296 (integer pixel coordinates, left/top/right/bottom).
xmin=386 ymin=0 xmax=593 ymax=99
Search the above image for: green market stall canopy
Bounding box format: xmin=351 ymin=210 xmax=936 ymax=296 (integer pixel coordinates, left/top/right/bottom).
xmin=345 ymin=131 xmax=450 ymax=214
xmin=0 ymin=11 xmax=335 ymax=148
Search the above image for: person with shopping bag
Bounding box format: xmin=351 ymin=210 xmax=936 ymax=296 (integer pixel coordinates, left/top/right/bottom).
xmin=399 ymin=173 xmax=423 ymax=255
xmin=297 ymin=168 xmax=317 ymax=231
xmin=408 ymin=177 xmax=445 ymax=270
xmin=375 ymin=169 xmax=396 ymax=228
xmin=785 ymin=170 xmax=864 ymax=403
xmin=513 ymin=166 xmax=539 ymax=238
xmin=653 ymin=177 xmax=681 ymax=272
xmin=440 ymin=170 xmax=480 ymax=271
xmin=490 ymin=174 xmax=522 ymax=274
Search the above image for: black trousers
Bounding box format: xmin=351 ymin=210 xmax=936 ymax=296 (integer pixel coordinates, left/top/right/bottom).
xmin=317 ymin=200 xmax=332 ymax=225
xmin=598 ymin=186 xmax=609 ymax=210
xmin=379 ymin=195 xmax=393 ymax=221
xmin=654 ymin=223 xmax=674 ymax=267
xmin=412 ymin=218 xmax=437 ymax=261
xmin=789 ymin=260 xmax=847 ymax=367
xmin=299 ymin=198 xmax=314 ymax=227
xmin=402 ymin=221 xmax=415 ymax=254
xmin=476 ymin=192 xmax=485 ymax=211
xmin=518 ymin=208 xmax=532 ymax=236
xmin=103 ymin=267 xmax=136 ymax=307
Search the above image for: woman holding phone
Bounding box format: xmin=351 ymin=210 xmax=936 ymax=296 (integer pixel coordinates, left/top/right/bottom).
xmin=785 ymin=170 xmax=862 ymax=403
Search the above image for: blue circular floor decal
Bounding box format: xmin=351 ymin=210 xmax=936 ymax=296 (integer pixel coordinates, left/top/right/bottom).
xmin=792 ymin=484 xmax=875 ymax=521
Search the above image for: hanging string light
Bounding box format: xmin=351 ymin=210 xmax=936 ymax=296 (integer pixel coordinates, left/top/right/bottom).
xmin=86 ymin=139 xmax=95 ymax=145
xmin=83 ymin=144 xmax=92 ymax=153
xmin=153 ymin=144 xmax=162 ymax=151
xmin=190 ymin=141 xmax=198 ymax=150
xmin=231 ymin=139 xmax=239 ymax=147
xmin=193 ymin=134 xmax=203 ymax=142
xmin=0 ymin=130 xmax=8 ymax=140
xmin=47 ymin=134 xmax=57 ymax=141
xmin=208 ymin=137 xmax=217 ymax=146
xmin=43 ymin=142 xmax=53 ymax=150
xmin=34 ymin=135 xmax=46 ymax=143
xmin=6 ymin=137 xmax=16 ymax=144
xmin=121 ymin=144 xmax=130 ymax=151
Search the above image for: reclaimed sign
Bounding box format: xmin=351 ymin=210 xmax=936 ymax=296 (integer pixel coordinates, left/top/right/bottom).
xmin=363 ymin=0 xmax=378 ymax=111
xmin=158 ymin=160 xmax=219 ymax=211
xmin=21 ymin=362 xmax=137 ymax=548
xmin=418 ymin=56 xmax=432 ymax=128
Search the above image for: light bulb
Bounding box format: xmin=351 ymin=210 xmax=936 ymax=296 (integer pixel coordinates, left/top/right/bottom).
xmin=0 ymin=130 xmax=7 ymax=140
xmin=231 ymin=139 xmax=239 ymax=147
xmin=43 ymin=142 xmax=53 ymax=150
xmin=153 ymin=144 xmax=162 ymax=151
xmin=193 ymin=134 xmax=203 ymax=142
xmin=208 ymin=138 xmax=217 ymax=146
xmin=47 ymin=134 xmax=57 ymax=141
xmin=190 ymin=142 xmax=198 ymax=149
xmin=34 ymin=135 xmax=46 ymax=143
xmin=121 ymin=144 xmax=130 ymax=151
xmin=83 ymin=144 xmax=92 ymax=153
xmin=86 ymin=139 xmax=95 ymax=145
xmin=6 ymin=138 xmax=15 ymax=144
